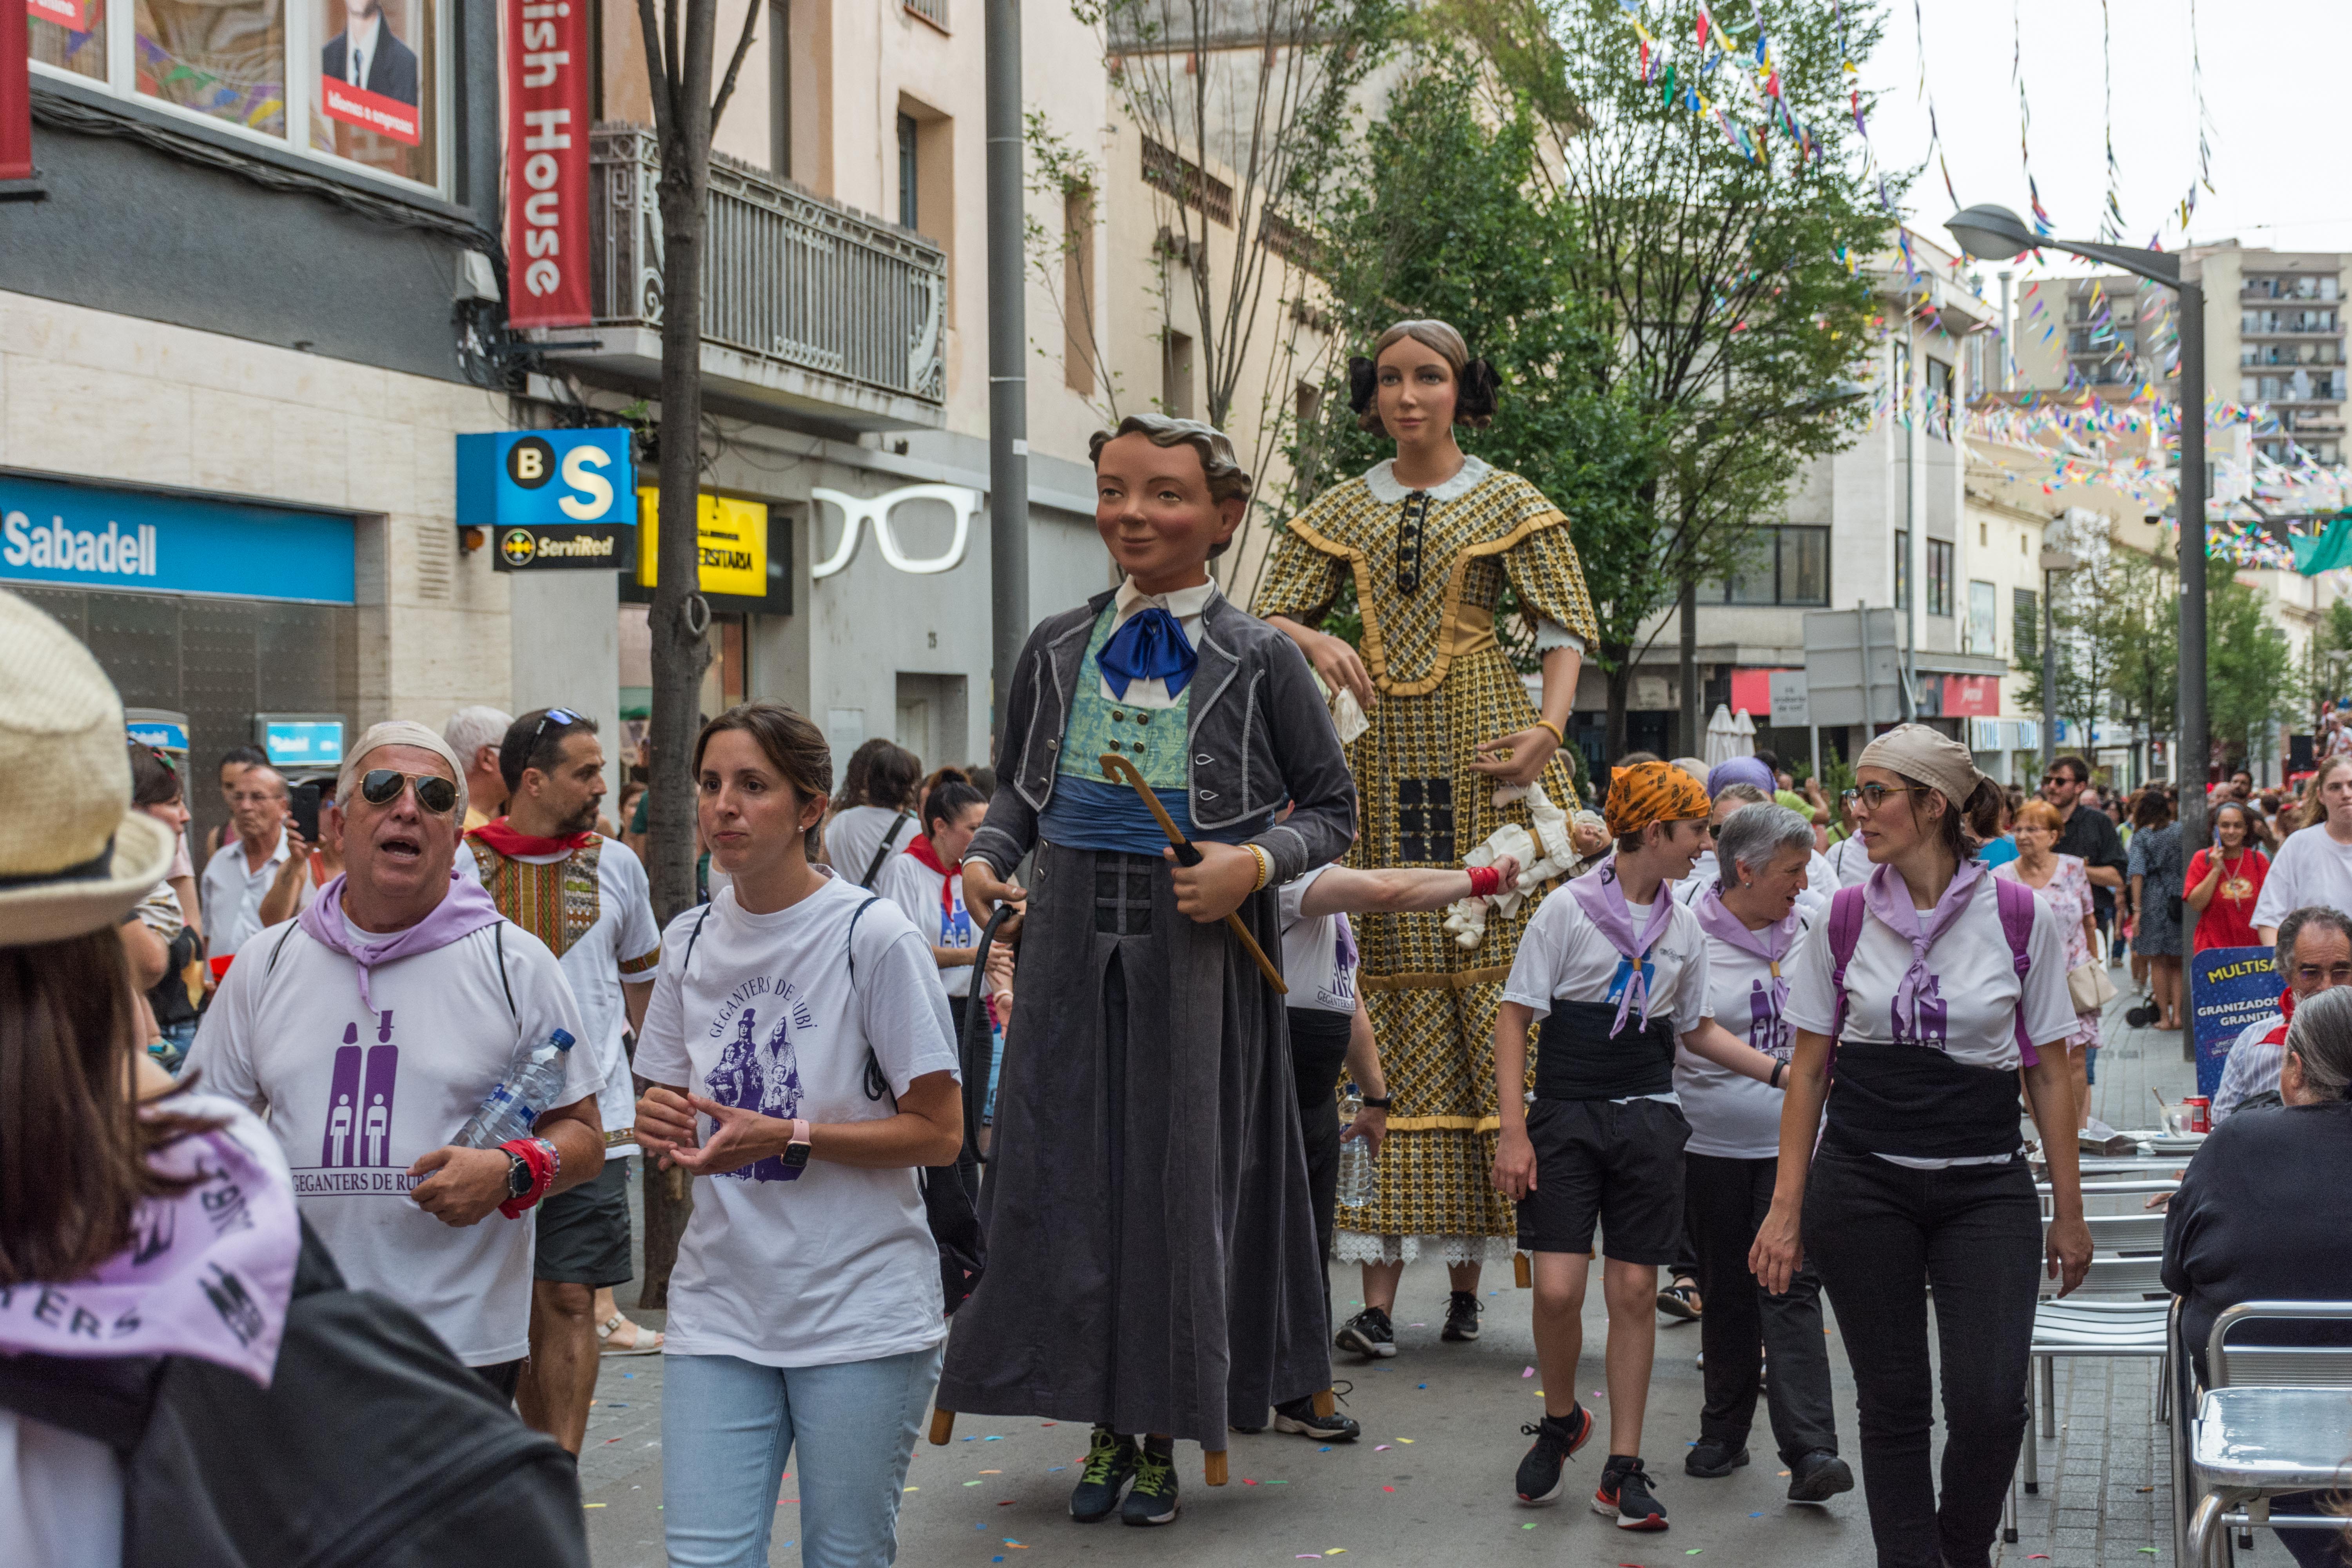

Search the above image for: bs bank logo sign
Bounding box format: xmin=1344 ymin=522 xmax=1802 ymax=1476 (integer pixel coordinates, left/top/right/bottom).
xmin=1 ymin=472 xmax=356 ymax=604
xmin=456 ymin=429 xmax=636 ymax=572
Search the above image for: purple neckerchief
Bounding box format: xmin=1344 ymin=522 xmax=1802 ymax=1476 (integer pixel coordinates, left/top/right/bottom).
xmin=1334 ymin=911 xmax=1359 ymax=977
xmin=1565 ymin=858 xmax=1677 ymax=1036
xmin=298 ymin=867 xmax=503 ymax=1012
xmin=1695 ymin=886 xmax=1797 ymax=1024
xmin=0 ymin=1106 xmax=299 ymax=1386
xmin=1861 ymin=858 xmax=1988 ymax=1045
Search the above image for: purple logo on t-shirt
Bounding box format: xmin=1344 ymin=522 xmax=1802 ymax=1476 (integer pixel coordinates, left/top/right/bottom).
xmin=1746 ymin=978 xmax=1791 ymax=1059
xmin=704 ymin=985 xmax=813 ymax=1182
xmin=1892 ymin=976 xmax=1950 ymax=1051
xmin=319 ymin=1012 xmax=399 ymax=1168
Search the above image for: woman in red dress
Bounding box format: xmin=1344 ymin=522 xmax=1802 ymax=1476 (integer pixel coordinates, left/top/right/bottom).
xmin=2187 ymin=800 xmax=2270 ymax=952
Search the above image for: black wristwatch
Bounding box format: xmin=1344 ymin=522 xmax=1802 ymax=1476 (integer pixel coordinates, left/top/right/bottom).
xmin=505 ymin=1150 xmax=533 ymax=1198
xmin=1360 ymin=1094 xmax=1394 ymax=1111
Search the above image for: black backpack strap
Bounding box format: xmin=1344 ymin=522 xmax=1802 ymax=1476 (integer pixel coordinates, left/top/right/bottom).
xmin=681 ymin=903 xmax=715 ymax=978
xmin=858 ymin=811 xmax=913 ymax=889
xmin=264 ymin=920 xmax=301 ymax=976
xmin=492 ymin=921 xmax=516 ymax=1021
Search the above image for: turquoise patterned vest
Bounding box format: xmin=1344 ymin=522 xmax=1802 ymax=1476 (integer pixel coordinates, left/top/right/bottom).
xmin=1058 ymin=605 xmax=1192 ymax=789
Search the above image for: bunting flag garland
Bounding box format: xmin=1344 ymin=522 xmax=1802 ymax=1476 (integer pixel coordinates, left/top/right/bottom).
xmin=2096 ymin=0 xmax=2128 ymax=245
xmin=1610 ymin=0 xmax=1831 ymax=174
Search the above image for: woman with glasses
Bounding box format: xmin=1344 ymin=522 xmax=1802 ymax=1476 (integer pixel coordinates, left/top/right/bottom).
xmin=1995 ymin=801 xmax=2100 ymax=1129
xmin=1749 ymin=726 xmax=2091 ymax=1568
xmin=1255 ymin=318 xmax=1603 ymax=1336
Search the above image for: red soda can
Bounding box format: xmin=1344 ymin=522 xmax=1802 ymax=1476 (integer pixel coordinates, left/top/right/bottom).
xmin=2181 ymin=1096 xmax=2211 ymax=1134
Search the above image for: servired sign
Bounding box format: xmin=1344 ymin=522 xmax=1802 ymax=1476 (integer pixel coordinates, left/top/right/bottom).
xmin=505 ymin=0 xmax=590 ymax=327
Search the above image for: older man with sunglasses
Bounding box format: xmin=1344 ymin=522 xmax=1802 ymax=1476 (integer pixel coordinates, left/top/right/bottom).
xmin=187 ymin=720 xmax=604 ymax=1403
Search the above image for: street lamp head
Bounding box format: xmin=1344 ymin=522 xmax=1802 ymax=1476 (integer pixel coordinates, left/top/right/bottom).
xmin=1946 ymin=205 xmax=2034 ymax=263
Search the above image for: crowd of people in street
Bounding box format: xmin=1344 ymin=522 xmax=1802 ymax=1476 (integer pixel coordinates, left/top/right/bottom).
xmin=7 ymin=315 xmax=2352 ymax=1568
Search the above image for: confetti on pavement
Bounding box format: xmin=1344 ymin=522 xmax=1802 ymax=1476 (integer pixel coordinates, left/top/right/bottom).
xmin=1522 ymin=1367 xmax=1535 ymax=1377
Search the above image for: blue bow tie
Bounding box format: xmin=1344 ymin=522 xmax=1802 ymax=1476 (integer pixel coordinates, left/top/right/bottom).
xmin=1098 ymin=605 xmax=1198 ymax=699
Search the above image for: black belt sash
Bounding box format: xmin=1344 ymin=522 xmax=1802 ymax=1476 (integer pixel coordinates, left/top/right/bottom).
xmin=1532 ymin=998 xmax=1677 ymax=1102
xmin=1824 ymin=1042 xmax=2024 ymax=1160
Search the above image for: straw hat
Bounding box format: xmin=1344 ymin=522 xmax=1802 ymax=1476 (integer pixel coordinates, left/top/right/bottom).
xmin=0 ymin=590 xmax=176 ymax=946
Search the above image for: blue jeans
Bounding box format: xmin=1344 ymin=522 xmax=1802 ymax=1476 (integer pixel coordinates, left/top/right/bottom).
xmin=662 ymin=1345 xmax=942 ymax=1568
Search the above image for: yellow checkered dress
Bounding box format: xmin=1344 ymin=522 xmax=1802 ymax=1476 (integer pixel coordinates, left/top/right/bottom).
xmin=1256 ymin=457 xmax=1599 ymax=1260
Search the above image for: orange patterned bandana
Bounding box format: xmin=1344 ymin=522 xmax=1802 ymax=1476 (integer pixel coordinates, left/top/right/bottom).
xmin=1604 ymin=762 xmax=1711 ymax=840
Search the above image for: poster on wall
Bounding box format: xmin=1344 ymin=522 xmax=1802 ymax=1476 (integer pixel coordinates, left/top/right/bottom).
xmin=3 ymin=0 xmax=35 ymax=182
xmin=505 ymin=0 xmax=590 ymax=327
xmin=315 ymin=0 xmax=429 ymax=169
xmin=2189 ymin=945 xmax=2282 ymax=1099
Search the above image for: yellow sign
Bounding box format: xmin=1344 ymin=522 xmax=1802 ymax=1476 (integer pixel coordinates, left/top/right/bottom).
xmin=635 ymin=489 xmax=768 ymax=598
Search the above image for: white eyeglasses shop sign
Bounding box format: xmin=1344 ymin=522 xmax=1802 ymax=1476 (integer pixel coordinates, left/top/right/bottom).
xmin=1 ymin=474 xmax=355 ymax=603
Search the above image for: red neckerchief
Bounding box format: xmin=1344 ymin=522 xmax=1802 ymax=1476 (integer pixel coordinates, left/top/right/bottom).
xmin=2262 ymin=987 xmax=2296 ymax=1049
xmin=905 ymin=831 xmax=959 ymax=918
xmin=470 ymin=817 xmax=596 ymax=858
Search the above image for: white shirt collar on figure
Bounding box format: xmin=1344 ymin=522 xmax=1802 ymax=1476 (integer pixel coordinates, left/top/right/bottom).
xmin=1102 ymin=576 xmax=1218 ymax=709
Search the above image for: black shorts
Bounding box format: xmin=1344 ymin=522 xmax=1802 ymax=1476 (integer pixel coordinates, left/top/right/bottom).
xmin=1515 ymin=1096 xmax=1690 ymax=1265
xmin=534 ymin=1156 xmax=633 ymax=1286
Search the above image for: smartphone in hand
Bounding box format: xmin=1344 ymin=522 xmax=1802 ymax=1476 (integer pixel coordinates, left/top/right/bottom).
xmin=289 ymin=780 xmax=323 ymax=843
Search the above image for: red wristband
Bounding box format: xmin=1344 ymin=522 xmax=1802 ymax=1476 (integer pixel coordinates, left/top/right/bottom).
xmin=497 ymin=1136 xmax=558 ymax=1218
xmin=1468 ymin=864 xmax=1503 ymax=898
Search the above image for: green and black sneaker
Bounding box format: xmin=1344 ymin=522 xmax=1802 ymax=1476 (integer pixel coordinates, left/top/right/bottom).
xmin=1122 ymin=1438 xmax=1181 ymax=1526
xmin=1069 ymin=1427 xmax=1138 ymax=1523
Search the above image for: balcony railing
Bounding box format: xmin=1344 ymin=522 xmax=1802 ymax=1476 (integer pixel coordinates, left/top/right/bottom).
xmin=579 ymin=126 xmax=946 ymax=425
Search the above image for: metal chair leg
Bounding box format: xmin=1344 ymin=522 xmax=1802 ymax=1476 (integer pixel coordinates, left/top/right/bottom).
xmin=2005 ymin=1457 xmax=2020 ymax=1543
xmin=2041 ymin=1353 xmax=2058 ymax=1438
xmin=2023 ymin=1369 xmax=2040 ymax=1494
xmin=2187 ymin=1494 xmax=2224 ymax=1568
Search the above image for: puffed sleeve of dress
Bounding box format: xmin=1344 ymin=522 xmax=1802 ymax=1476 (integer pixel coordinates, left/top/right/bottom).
xmin=1494 ymin=476 xmax=1601 ymax=646
xmin=1254 ymin=509 xmax=1350 ymax=628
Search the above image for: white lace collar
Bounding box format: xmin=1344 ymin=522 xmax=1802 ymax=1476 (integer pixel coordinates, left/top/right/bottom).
xmin=1363 ymin=453 xmax=1493 ymax=505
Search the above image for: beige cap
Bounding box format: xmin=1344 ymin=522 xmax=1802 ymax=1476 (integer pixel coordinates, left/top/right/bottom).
xmin=0 ymin=591 xmax=177 ymax=946
xmin=1857 ymin=723 xmax=1993 ymax=812
xmin=337 ymin=720 xmax=470 ymax=822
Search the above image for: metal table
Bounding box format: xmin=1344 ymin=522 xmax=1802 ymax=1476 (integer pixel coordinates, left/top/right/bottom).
xmin=2187 ymin=1385 xmax=2352 ymax=1564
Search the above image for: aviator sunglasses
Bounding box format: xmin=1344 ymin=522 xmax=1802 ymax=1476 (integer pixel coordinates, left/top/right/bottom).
xmin=359 ymin=769 xmax=460 ymax=815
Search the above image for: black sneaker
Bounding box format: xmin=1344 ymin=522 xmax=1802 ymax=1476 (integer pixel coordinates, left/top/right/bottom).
xmin=1334 ymin=1305 xmax=1397 ymax=1358
xmin=1785 ymin=1449 xmax=1855 ymax=1503
xmin=1441 ymin=1290 xmax=1483 ymax=1341
xmin=1594 ymin=1455 xmax=1668 ymax=1530
xmin=1683 ymin=1437 xmax=1749 ymax=1478
xmin=1655 ymin=1280 xmax=1702 ymax=1321
xmin=1272 ymin=1393 xmax=1361 ymax=1442
xmin=1514 ymin=1404 xmax=1595 ymax=1505
xmin=1122 ymin=1441 xmax=1180 ymax=1526
xmin=1068 ymin=1428 xmax=1136 ymax=1522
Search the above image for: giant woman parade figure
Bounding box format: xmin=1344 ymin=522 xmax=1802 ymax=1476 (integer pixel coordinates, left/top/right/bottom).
xmin=1255 ymin=318 xmax=1605 ymax=1345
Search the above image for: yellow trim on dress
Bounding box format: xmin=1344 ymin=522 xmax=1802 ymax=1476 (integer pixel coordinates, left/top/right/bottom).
xmin=1381 ymin=1113 xmax=1504 ymax=1133
xmin=1276 ymin=505 xmax=1574 ymax=698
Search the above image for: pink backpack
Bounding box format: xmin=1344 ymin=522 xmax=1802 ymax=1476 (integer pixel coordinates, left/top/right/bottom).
xmin=1825 ymin=876 xmax=2043 ymax=1066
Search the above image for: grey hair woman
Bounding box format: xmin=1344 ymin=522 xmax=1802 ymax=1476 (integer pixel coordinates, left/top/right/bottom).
xmin=2283 ymin=984 xmax=2352 ymax=1103
xmin=1715 ymin=803 xmax=1817 ymax=894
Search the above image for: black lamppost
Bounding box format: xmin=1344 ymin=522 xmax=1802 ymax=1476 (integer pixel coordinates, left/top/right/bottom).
xmin=1947 ymin=204 xmax=2206 ymax=1063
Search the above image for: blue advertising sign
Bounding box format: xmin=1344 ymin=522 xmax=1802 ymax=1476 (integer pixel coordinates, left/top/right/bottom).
xmin=2190 ymin=945 xmax=2281 ymax=1098
xmin=261 ymin=720 xmax=345 ymax=769
xmin=0 ymin=473 xmax=355 ymax=604
xmin=455 ymin=429 xmax=635 ymax=529
xmin=126 ymin=718 xmax=190 ymax=753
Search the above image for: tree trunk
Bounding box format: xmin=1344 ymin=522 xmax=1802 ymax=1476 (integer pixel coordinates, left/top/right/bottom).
xmin=1602 ymin=642 xmax=1633 ymax=763
xmin=1677 ymin=573 xmax=1699 ymax=760
xmin=637 ymin=82 xmax=718 ymax=1313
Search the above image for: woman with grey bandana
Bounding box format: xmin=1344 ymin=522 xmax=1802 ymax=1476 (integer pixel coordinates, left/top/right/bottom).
xmin=1748 ymin=725 xmax=2091 ymax=1568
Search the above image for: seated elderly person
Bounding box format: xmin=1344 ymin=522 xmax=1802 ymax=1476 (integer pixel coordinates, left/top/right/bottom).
xmin=2163 ymin=984 xmax=2352 ymax=1568
xmin=2212 ymin=906 xmax=2352 ymax=1123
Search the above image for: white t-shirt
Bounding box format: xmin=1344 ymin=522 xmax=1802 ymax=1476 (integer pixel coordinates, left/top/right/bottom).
xmin=1503 ymin=882 xmax=1713 ymax=1108
xmin=459 ymin=838 xmax=662 ymax=1158
xmin=1824 ymin=835 xmax=1873 ymax=888
xmin=1677 ymin=909 xmax=1812 ymax=1160
xmin=0 ymin=1409 xmax=118 ymax=1568
xmin=1278 ymin=865 xmax=1360 ymax=1015
xmin=185 ymin=913 xmax=596 ymax=1365
xmin=825 ymin=805 xmax=918 ymax=887
xmin=877 ymin=849 xmax=977 ymax=997
xmin=1782 ymin=875 xmax=2074 ymax=1166
xmin=634 ymin=870 xmax=962 ymax=1368
xmin=2251 ymin=824 xmax=2352 ymax=932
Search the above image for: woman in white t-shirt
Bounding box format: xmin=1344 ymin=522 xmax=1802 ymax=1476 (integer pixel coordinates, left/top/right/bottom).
xmin=1749 ymin=726 xmax=2089 ymax=1568
xmin=877 ymin=774 xmax=990 ymax=1031
xmin=2252 ymin=753 xmax=2352 ymax=944
xmin=636 ymin=704 xmax=964 ymax=1568
xmin=1676 ymin=804 xmax=1850 ymax=1503
xmin=822 ymin=738 xmax=924 ymax=889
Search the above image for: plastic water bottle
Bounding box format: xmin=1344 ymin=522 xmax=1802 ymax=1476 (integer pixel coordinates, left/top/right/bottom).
xmin=455 ymin=1028 xmax=577 ymax=1149
xmin=1337 ymin=1091 xmax=1376 ymax=1209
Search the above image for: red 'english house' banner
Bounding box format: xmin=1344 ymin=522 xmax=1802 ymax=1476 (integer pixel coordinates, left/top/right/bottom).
xmin=505 ymin=0 xmax=591 ymax=328
xmin=2 ymin=0 xmax=33 ymax=184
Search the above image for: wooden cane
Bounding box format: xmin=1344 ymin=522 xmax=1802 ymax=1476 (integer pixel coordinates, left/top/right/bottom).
xmin=1099 ymin=753 xmax=1287 ymax=995
xmin=1514 ymin=1250 xmax=1533 ymax=1289
xmin=1204 ymin=1448 xmax=1230 ymax=1486
xmin=929 ymin=1407 xmax=956 ymax=1445
xmin=1312 ymin=1388 xmax=1336 ymax=1419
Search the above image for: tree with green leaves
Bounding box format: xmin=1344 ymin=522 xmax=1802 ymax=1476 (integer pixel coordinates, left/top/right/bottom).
xmin=2206 ymin=575 xmax=2300 ymax=776
xmin=1438 ymin=0 xmax=1889 ymax=753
